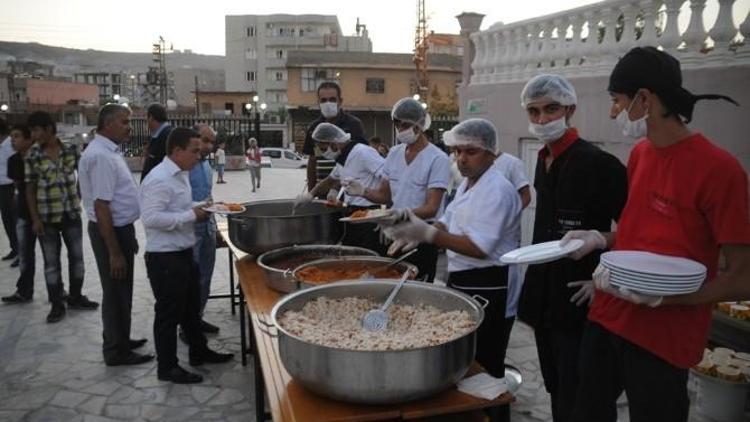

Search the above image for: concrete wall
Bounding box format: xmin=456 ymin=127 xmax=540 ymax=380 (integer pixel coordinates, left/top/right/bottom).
xmin=460 ymin=65 xmax=750 ymax=171
xmin=287 ymin=67 xmax=461 ymax=111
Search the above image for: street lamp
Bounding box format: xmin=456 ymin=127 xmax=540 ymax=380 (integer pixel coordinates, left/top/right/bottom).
xmin=113 ymin=94 xmax=121 ymax=102
xmin=0 ymin=104 xmax=8 ymax=112
xmin=129 ymin=74 xmax=136 ymax=107
xmin=413 ymin=94 xmax=421 ymax=101
xmin=247 ymin=96 xmax=266 ymax=147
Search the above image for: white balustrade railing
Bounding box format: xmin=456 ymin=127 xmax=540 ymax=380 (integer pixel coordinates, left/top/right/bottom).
xmin=469 ymin=0 xmax=750 ymax=84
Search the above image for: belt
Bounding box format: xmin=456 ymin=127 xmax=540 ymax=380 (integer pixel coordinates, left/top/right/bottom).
xmin=145 ymin=248 xmax=192 ymax=257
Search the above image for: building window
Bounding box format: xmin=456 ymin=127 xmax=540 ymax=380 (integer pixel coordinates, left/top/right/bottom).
xmin=201 ymin=102 xmax=212 ymax=114
xmin=247 ymin=26 xmax=255 ymax=37
xmin=268 ymin=92 xmax=287 ymax=103
xmin=301 ymin=68 xmax=337 ymax=92
xmin=245 ymin=49 xmax=256 ymax=59
xmin=246 ymin=71 xmax=256 ymax=81
xmin=275 ymin=71 xmax=284 ymax=81
xmin=225 ymin=102 xmax=235 ymax=115
xmin=366 ymin=78 xmax=385 ymax=94
xmin=276 ymin=50 xmax=284 ymax=59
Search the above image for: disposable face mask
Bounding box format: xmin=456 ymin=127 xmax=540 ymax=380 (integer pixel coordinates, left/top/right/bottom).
xmin=528 ymin=116 xmax=567 ymax=143
xmin=616 ymin=98 xmax=648 ymax=139
xmin=320 ymin=102 xmax=338 ymax=119
xmin=396 ymin=128 xmax=418 ymax=145
xmin=321 ymin=147 xmax=339 ymax=160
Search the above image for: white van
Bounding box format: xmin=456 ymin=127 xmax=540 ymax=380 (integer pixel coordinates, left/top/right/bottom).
xmin=260 ymin=148 xmax=306 ymax=169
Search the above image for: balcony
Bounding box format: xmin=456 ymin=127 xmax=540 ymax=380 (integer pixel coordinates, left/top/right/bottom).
xmin=469 ymin=0 xmax=750 ymax=84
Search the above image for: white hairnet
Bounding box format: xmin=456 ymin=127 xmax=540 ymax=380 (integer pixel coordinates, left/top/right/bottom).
xmin=443 ymin=118 xmax=497 ymax=152
xmin=391 ymin=97 xmax=431 ymax=131
xmin=312 ymin=122 xmax=351 ymax=144
xmin=520 ymin=74 xmax=578 ymax=107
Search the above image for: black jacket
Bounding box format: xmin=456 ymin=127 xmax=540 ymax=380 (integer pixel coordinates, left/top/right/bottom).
xmin=140 ymin=124 xmax=172 ymax=182
xmin=517 ymin=138 xmax=627 ymax=331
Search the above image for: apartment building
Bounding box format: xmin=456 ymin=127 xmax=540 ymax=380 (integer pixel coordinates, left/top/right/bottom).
xmin=225 ymin=14 xmax=372 ymax=123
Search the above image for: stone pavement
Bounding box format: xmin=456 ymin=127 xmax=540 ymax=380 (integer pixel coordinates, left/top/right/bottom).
xmin=0 ymin=168 xmax=715 ymax=421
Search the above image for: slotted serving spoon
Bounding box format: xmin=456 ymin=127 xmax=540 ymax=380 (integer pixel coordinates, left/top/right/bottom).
xmin=362 ymin=270 xmax=410 ymax=332
xmin=359 ymin=248 xmax=417 ymax=280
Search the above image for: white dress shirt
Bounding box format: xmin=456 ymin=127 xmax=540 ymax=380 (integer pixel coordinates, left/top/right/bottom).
xmin=140 ymin=157 xmax=197 ymax=252
xmin=79 ymin=135 xmax=140 ymax=226
xmin=383 ymin=143 xmax=451 ymax=221
xmin=492 ymin=153 xmax=531 ymax=317
xmin=492 ymin=153 xmax=530 ymax=191
xmin=329 ymin=143 xmax=384 ymax=207
xmin=439 ymin=167 xmax=521 ymax=273
xmin=0 ymin=136 xmax=14 ymax=185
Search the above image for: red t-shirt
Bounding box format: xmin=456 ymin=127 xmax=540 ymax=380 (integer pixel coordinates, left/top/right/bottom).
xmin=588 ymin=133 xmax=750 ymax=369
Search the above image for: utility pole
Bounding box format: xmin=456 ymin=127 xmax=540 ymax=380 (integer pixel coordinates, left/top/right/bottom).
xmin=151 ymin=36 xmax=170 ymax=105
xmin=414 ymin=0 xmax=429 ymax=97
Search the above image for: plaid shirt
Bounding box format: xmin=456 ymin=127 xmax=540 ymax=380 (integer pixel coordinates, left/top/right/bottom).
xmin=25 ymin=140 xmax=81 ymax=223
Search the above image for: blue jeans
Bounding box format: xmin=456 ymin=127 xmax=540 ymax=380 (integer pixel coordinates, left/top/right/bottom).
xmin=217 ymin=164 xmax=225 ymax=179
xmin=38 ymin=215 xmax=85 ymax=304
xmin=193 ymin=218 xmax=216 ymax=313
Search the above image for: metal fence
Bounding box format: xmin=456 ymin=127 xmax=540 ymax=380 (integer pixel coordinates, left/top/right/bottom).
xmin=124 ymin=114 xmax=282 ymax=157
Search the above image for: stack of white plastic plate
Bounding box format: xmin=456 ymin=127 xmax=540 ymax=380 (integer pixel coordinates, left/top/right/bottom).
xmin=601 ymin=251 xmax=706 ymax=296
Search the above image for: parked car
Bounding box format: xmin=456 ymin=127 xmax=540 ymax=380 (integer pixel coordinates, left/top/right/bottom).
xmin=260 ymin=148 xmax=306 ymax=169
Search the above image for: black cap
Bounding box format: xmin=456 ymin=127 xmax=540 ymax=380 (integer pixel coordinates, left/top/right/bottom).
xmin=608 ymin=46 xmax=738 ymax=123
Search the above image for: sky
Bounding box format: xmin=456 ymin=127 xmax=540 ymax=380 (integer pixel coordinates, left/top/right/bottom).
xmin=1 ymin=0 xmax=748 ymax=56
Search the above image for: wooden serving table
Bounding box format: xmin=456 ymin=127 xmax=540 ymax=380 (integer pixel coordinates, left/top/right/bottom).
xmin=231 ymin=251 xmax=514 ymax=422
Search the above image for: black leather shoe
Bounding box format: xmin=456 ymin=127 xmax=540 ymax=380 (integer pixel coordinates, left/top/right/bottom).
xmin=2 ymin=292 xmax=32 ymax=304
xmin=67 ymin=295 xmax=99 ymax=310
xmin=128 ymin=338 xmax=148 ymax=350
xmin=200 ymin=319 xmax=220 ymax=334
xmin=158 ymin=366 xmax=203 ymax=384
xmin=46 ymin=303 xmax=66 ymax=323
xmin=189 ymin=349 xmax=234 ymax=366
xmin=10 ymin=258 xmax=19 ymax=268
xmin=105 ymin=351 xmax=155 ymax=366
xmin=2 ymin=251 xmax=17 ymax=260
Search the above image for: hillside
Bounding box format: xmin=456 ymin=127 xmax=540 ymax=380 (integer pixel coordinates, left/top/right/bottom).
xmin=0 ymin=40 xmax=225 ymax=75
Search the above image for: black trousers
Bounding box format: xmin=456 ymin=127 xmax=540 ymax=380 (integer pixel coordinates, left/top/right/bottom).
xmin=145 ymin=249 xmax=208 ymax=373
xmin=447 ymin=265 xmax=509 ymax=377
xmin=88 ymin=222 xmax=136 ymax=362
xmin=534 ymin=324 xmax=585 ymax=422
xmin=15 ymin=217 xmax=37 ymax=298
xmin=571 ymin=322 xmax=689 ymax=422
xmin=0 ymin=184 xmax=18 ymax=253
xmin=404 ymin=242 xmax=438 ymax=283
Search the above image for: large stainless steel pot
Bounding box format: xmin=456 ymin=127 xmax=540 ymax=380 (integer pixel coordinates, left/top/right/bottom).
xmin=227 ymin=199 xmax=344 ymax=255
xmin=269 ymin=280 xmax=485 ymax=404
xmin=257 ymin=245 xmax=379 ymax=293
xmin=292 ymin=256 xmax=419 ymax=290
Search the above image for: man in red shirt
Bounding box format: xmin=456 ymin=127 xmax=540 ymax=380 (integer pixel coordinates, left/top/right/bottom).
xmin=563 ymin=47 xmax=750 ymax=421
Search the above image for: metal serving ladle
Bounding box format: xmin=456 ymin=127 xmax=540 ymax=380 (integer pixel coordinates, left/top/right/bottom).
xmin=362 ymin=270 xmax=410 ymax=332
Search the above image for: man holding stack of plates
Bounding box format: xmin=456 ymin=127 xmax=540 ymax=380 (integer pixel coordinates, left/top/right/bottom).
xmin=514 ymin=74 xmax=628 ymax=422
xmin=564 ymin=47 xmax=750 ymax=421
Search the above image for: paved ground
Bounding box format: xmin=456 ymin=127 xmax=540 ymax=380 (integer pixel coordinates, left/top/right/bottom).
xmin=0 ymin=168 xmax=718 ymax=421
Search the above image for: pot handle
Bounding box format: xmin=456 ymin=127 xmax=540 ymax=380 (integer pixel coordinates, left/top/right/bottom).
xmin=256 ymin=319 xmax=279 ymax=338
xmin=472 ymin=294 xmax=490 ymax=309
xmin=283 ymin=268 xmax=294 ymax=279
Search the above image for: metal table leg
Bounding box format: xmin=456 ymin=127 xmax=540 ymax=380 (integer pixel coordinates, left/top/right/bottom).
xmin=239 ymin=286 xmax=248 ymax=367
xmin=228 ymin=248 xmax=236 ymax=315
